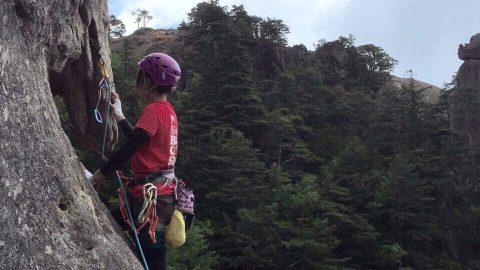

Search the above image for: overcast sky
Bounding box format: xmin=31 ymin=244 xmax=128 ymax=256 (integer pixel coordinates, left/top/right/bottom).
xmin=108 ymin=0 xmax=480 ymax=86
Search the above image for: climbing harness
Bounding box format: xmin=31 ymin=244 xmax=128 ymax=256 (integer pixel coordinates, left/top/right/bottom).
xmin=116 ymin=173 xmax=195 ymax=244
xmin=118 ymin=175 xmax=172 ymax=244
xmin=95 ymin=58 xmax=150 ymax=270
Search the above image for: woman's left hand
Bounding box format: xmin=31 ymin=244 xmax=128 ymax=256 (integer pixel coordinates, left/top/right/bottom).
xmin=91 ymin=169 xmax=107 ymax=190
xmin=110 ymin=92 xmax=126 ymax=121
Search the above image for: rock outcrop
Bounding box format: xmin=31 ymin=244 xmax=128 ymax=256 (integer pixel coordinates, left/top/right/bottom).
xmin=0 ymin=0 xmax=141 ymax=269
xmin=449 ymin=33 xmax=480 ymax=153
xmin=110 ymin=28 xmax=179 ymax=64
xmin=385 ymin=76 xmax=442 ymax=103
xmin=317 ymin=40 xmax=352 ymax=79
xmin=111 ymin=28 xmax=308 ymax=92
xmin=250 ymin=41 xmax=312 ymax=88
xmin=458 ymin=33 xmax=480 ymax=61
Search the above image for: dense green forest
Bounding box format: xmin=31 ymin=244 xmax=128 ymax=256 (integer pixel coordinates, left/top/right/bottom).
xmin=60 ymin=1 xmax=480 ymax=269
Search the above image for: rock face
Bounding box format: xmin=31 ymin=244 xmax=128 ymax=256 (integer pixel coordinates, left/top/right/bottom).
xmin=318 ymin=40 xmax=351 ymax=79
xmin=386 ymin=76 xmax=442 ymax=103
xmin=449 ymin=33 xmax=480 ymax=152
xmin=0 ymin=0 xmax=141 ymax=269
xmin=458 ymin=33 xmax=480 ymax=61
xmin=250 ymin=41 xmax=312 ymax=86
xmin=110 ymin=28 xmax=313 ymax=93
xmin=110 ymin=28 xmax=179 ymax=64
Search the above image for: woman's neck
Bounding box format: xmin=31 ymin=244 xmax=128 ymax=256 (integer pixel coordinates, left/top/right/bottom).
xmin=147 ymin=92 xmax=167 ymax=103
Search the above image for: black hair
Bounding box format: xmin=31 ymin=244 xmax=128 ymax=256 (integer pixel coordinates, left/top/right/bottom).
xmin=136 ymin=69 xmax=174 ymax=95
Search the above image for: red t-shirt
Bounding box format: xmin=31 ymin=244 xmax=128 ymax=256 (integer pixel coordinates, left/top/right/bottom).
xmin=131 ymin=101 xmax=178 ymax=181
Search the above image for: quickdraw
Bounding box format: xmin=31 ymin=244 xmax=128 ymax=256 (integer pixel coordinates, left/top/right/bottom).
xmin=137 ymin=183 xmax=159 ymax=243
xmin=94 ymin=59 xmax=115 ymax=124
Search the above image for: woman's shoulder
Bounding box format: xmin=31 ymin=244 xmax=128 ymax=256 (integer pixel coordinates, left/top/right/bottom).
xmin=145 ymin=101 xmax=175 ymax=114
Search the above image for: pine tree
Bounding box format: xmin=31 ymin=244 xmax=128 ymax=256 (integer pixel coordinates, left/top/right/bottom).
xmin=374 ymin=156 xmax=438 ymax=269
xmin=322 ymin=139 xmax=381 ymax=269
xmin=176 ymin=125 xmax=271 ymax=266
xmin=184 ymin=1 xmax=266 ymax=138
xmin=238 ymin=168 xmax=347 ymax=269
xmin=167 ymin=221 xmax=220 ymax=269
xmin=109 ymin=15 xmax=126 ymax=38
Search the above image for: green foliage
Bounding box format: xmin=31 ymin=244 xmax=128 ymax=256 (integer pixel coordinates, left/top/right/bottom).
xmin=52 ymin=1 xmax=480 ymax=269
xmin=237 ymin=170 xmax=345 ymax=269
xmin=357 ymin=44 xmax=398 ymax=89
xmin=374 ymin=156 xmax=438 ymax=269
xmin=109 ymin=15 xmax=126 ymax=38
xmin=254 ymin=18 xmax=289 ymax=45
xmin=167 ymin=221 xmax=220 ymax=269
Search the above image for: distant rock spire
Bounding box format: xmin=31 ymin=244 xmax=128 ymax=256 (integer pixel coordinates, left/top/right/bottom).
xmin=449 ymin=33 xmax=480 ymax=154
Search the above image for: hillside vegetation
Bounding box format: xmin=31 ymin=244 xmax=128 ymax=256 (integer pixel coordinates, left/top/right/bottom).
xmin=71 ymin=2 xmax=480 ymax=269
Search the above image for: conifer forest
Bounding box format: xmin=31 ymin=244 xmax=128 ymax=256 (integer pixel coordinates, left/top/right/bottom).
xmin=59 ymin=1 xmax=480 ymax=269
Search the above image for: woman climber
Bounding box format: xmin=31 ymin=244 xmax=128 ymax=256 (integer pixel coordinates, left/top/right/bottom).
xmin=90 ymin=52 xmax=181 ymax=270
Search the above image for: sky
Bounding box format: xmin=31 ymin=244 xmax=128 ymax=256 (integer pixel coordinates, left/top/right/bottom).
xmin=108 ymin=0 xmax=480 ymax=87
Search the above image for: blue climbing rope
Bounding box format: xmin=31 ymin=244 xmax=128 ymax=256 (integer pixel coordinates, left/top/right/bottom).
xmin=97 ymin=61 xmax=150 ymax=270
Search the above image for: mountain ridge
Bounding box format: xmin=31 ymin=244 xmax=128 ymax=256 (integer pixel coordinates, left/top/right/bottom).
xmin=110 ymin=28 xmax=442 ymax=102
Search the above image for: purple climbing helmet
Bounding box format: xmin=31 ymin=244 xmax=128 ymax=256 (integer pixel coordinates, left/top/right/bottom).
xmin=138 ymin=52 xmax=181 ymax=86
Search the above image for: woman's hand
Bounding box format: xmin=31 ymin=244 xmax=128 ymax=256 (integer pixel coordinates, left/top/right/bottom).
xmin=80 ymin=162 xmax=93 ymax=181
xmin=110 ymin=92 xmax=125 ymax=121
xmin=91 ymin=169 xmax=107 ymax=190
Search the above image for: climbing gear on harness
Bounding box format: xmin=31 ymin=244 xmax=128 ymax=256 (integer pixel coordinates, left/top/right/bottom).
xmin=114 ymin=171 xmax=150 ymax=270
xmin=138 ymin=53 xmax=181 ymax=86
xmin=94 ymin=57 xmax=150 ymax=270
xmin=137 ymin=184 xmax=157 ymax=224
xmin=136 ymin=183 xmax=159 ymax=243
xmin=117 ymin=173 xmax=174 ymax=243
xmin=175 ymin=180 xmax=195 ymax=215
xmin=173 ymin=179 xmax=194 ymax=231
xmin=165 ymin=210 xmax=186 ymax=248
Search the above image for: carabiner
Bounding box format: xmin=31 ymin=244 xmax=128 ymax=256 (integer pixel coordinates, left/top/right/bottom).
xmin=94 ymin=108 xmax=103 ymax=123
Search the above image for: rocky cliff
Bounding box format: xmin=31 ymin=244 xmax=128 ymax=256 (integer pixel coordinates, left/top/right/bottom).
xmin=449 ymin=34 xmax=480 ymax=152
xmin=0 ymin=0 xmax=141 ymax=269
xmin=386 ymin=75 xmax=442 ymax=103
xmin=111 ymin=28 xmax=442 ymax=104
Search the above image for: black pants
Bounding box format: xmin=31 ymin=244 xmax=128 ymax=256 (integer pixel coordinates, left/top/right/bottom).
xmin=138 ymin=230 xmax=167 ymax=270
xmin=133 ymin=194 xmax=175 ymax=270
